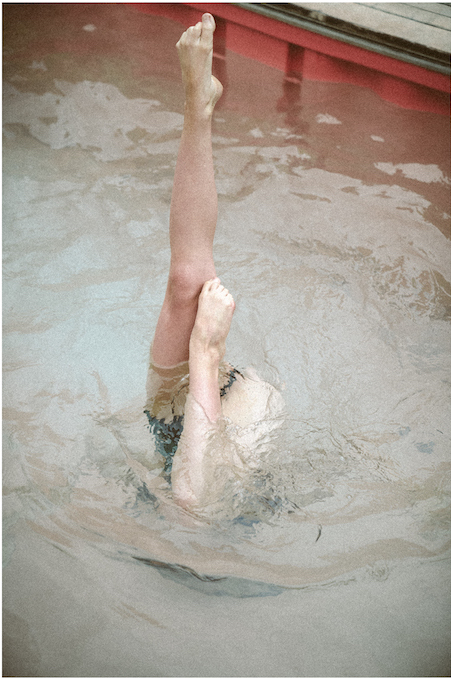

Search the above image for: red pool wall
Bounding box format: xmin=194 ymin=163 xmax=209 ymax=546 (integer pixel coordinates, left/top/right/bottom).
xmin=131 ymin=2 xmax=450 ymax=115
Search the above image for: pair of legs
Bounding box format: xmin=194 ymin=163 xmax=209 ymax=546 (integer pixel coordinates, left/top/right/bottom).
xmin=151 ymin=14 xmax=234 ymax=507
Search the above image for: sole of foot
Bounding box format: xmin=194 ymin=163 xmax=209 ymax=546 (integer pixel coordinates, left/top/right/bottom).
xmin=190 ymin=279 xmax=235 ymax=362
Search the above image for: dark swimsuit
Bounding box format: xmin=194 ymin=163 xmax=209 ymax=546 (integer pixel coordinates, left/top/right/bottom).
xmin=145 ymin=367 xmax=242 ymax=478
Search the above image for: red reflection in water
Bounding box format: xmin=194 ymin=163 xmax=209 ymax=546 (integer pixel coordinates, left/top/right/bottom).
xmin=3 ymin=2 xmax=449 ymax=236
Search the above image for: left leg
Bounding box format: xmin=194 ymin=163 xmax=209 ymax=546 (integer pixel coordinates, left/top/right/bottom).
xmin=152 ymin=13 xmax=222 ymax=367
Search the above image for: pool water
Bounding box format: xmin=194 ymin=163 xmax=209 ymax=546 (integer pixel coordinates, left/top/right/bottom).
xmin=3 ymin=4 xmax=451 ymax=677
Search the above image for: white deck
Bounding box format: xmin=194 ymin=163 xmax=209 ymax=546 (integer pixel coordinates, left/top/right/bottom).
xmin=293 ymin=3 xmax=451 ymax=54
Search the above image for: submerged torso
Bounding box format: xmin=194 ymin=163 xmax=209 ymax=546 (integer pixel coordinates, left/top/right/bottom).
xmin=145 ymin=359 xmax=285 ymax=480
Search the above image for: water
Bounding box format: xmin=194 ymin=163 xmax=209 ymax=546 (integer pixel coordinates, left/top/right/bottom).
xmin=3 ymin=4 xmax=451 ymax=676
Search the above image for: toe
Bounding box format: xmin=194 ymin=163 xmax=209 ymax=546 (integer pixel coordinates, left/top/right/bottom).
xmin=187 ymin=22 xmax=202 ymax=42
xmin=200 ymin=13 xmax=215 ymax=45
xmin=203 ymin=278 xmax=220 ymax=294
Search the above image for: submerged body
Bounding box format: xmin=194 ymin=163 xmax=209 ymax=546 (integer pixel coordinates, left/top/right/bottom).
xmin=146 ymin=359 xmax=285 ymax=511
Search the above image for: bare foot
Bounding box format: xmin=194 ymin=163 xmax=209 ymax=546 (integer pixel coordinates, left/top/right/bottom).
xmin=189 ymin=278 xmax=235 ymax=363
xmin=176 ymin=13 xmax=223 ymax=116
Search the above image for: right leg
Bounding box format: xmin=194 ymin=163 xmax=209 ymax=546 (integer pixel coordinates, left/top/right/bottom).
xmin=151 ymin=13 xmax=223 ymax=367
xmin=171 ymin=279 xmax=236 ymax=508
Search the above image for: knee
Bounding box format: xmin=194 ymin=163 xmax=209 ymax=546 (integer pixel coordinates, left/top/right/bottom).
xmin=166 ymin=265 xmax=204 ymax=308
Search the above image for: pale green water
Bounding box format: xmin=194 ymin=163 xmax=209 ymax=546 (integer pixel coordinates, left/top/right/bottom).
xmin=3 ymin=4 xmax=450 ymax=677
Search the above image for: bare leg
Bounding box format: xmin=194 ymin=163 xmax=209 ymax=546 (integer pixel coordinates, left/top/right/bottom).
xmin=149 ymin=15 xmax=235 ymax=510
xmin=152 ymin=13 xmax=223 ymax=367
xmin=171 ymin=279 xmax=235 ymax=508
xmin=188 ymin=278 xmax=235 ymax=421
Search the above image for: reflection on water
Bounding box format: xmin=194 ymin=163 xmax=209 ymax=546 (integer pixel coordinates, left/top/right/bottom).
xmin=3 ymin=4 xmax=450 ymax=677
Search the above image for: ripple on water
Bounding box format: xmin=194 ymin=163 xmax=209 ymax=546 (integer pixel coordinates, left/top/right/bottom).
xmin=3 ymin=43 xmax=450 ymax=591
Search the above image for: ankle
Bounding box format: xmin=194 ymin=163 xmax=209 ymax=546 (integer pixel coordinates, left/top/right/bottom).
xmin=189 ymin=318 xmax=226 ymax=364
xmin=184 ymin=100 xmax=214 ymax=123
xmin=189 ymin=339 xmax=223 ymax=367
